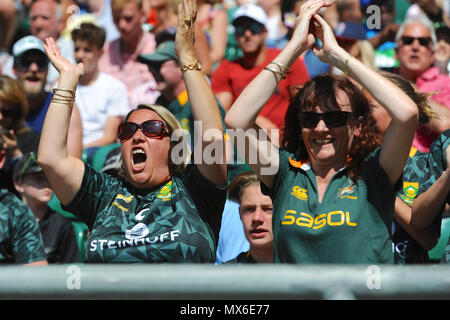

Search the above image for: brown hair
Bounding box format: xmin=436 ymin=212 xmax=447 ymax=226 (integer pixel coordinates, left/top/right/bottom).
xmin=282 ymin=74 xmax=372 ymax=182
xmin=0 ymin=75 xmax=29 ymax=132
xmin=228 ymin=171 xmax=260 ymax=204
xmin=380 ymin=72 xmax=435 ymax=124
xmin=71 ymin=23 xmax=106 ymax=49
xmin=111 ymin=0 xmax=142 ymax=11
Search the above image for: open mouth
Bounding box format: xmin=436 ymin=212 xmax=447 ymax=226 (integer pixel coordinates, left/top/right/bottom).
xmin=132 ymin=148 xmax=147 ymax=168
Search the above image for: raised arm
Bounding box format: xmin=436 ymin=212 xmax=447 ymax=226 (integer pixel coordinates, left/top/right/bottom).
xmin=312 ymin=13 xmax=419 ymax=185
xmin=225 ymin=0 xmax=331 ymax=188
xmin=37 ymin=37 xmax=85 ymax=206
xmin=175 ymin=0 xmax=227 ymax=187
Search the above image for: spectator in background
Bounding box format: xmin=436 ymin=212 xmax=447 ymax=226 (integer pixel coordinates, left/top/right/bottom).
xmin=0 ymin=0 xmax=18 ymax=54
xmin=148 ymin=0 xmax=212 ymax=76
xmin=197 ymin=0 xmax=228 ymax=67
xmin=12 ymin=35 xmax=83 ymax=159
xmin=333 ymin=21 xmax=377 ymax=72
xmin=434 ymin=26 xmax=450 ymax=76
xmin=0 ymin=75 xmax=40 ymax=196
xmin=87 ymin=0 xmax=121 ymax=42
xmin=395 ymin=16 xmax=450 ymax=152
xmin=29 ymin=0 xmax=76 ymax=90
xmin=257 ymin=0 xmax=288 ymax=49
xmin=225 ymin=171 xmax=273 ymax=263
xmin=71 ymin=23 xmax=129 ymax=161
xmin=99 ymin=0 xmax=157 ymax=99
xmin=13 ymin=152 xmax=80 ymax=264
xmin=0 ymin=129 xmax=47 ymax=265
xmin=211 ymin=3 xmax=309 ymax=130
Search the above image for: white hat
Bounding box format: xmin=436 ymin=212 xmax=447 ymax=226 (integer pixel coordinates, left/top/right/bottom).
xmin=13 ymin=36 xmax=45 ymax=57
xmin=232 ymin=4 xmax=268 ymax=27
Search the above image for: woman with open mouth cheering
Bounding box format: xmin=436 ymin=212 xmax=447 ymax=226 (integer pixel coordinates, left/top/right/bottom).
xmin=37 ymin=0 xmax=227 ymax=263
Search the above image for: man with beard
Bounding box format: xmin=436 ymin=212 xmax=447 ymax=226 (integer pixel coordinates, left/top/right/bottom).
xmin=12 ymin=35 xmax=83 ymax=158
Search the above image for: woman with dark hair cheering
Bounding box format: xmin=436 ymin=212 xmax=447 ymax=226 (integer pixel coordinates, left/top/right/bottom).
xmin=225 ymin=0 xmax=419 ymax=264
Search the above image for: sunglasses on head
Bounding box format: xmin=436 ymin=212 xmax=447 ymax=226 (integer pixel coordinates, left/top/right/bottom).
xmin=117 ymin=119 xmax=168 ymax=141
xmin=14 ymin=57 xmax=48 ymax=71
xmin=235 ymin=23 xmax=265 ymax=36
xmin=401 ymin=36 xmax=432 ymax=47
xmin=300 ymin=111 xmax=354 ymax=128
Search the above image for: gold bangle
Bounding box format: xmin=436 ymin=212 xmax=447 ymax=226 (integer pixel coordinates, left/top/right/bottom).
xmin=344 ymin=56 xmax=352 ymax=75
xmin=180 ymin=60 xmax=202 ymax=72
xmin=53 ymin=88 xmax=75 ymax=96
xmin=264 ymin=66 xmax=287 ymax=79
xmin=269 ymin=61 xmax=289 ymax=74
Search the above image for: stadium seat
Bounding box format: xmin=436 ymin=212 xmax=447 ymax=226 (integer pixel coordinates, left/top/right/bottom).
xmin=428 ymin=217 xmax=450 ymax=261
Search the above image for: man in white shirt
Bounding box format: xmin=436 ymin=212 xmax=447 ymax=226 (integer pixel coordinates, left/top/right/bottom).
xmin=71 ymin=22 xmax=129 ymax=159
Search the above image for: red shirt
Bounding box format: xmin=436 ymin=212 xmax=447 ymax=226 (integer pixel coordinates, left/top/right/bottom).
xmin=211 ymin=48 xmax=309 ymax=128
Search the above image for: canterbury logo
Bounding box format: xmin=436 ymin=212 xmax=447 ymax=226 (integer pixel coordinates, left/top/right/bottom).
xmin=291 ymin=186 xmax=308 ymax=201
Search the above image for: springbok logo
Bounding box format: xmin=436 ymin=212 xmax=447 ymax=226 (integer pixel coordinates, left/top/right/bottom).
xmin=337 ymin=184 xmax=356 ymax=199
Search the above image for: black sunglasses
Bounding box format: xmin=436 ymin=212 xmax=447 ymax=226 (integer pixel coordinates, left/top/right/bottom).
xmin=235 ymin=23 xmax=265 ymax=36
xmin=0 ymin=108 xmax=15 ymax=118
xmin=117 ymin=120 xmax=169 ymax=141
xmin=401 ymin=36 xmax=432 ymax=47
xmin=14 ymin=57 xmax=48 ymax=71
xmin=300 ymin=111 xmax=355 ymax=128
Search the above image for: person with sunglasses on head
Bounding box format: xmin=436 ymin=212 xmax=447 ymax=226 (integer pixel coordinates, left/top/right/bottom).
xmin=11 ymin=35 xmax=83 ymax=160
xmin=394 ymin=16 xmax=450 ymax=153
xmin=225 ymin=0 xmax=419 ymax=264
xmin=37 ymin=0 xmax=228 ymax=263
xmin=211 ymin=2 xmax=309 ymax=132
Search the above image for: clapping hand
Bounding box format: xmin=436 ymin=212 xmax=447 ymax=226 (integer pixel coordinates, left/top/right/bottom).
xmin=289 ymin=0 xmax=333 ymax=52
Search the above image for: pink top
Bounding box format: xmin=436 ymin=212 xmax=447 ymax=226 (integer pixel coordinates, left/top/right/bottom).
xmin=413 ymin=66 xmax=450 ymax=152
xmin=99 ymin=32 xmax=157 ymax=99
xmin=416 ymin=66 xmax=450 ymax=109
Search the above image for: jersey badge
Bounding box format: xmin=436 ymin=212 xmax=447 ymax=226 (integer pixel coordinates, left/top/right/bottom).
xmin=291 ymin=186 xmax=308 ymax=201
xmin=156 ymin=180 xmax=172 ymax=201
xmin=400 ymin=182 xmax=419 ymax=206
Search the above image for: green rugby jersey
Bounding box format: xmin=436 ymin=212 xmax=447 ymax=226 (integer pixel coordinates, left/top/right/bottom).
xmin=0 ymin=189 xmax=46 ymax=264
xmin=64 ymin=163 xmax=226 ymax=263
xmin=270 ymin=148 xmax=395 ymax=264
xmin=395 ymin=130 xmax=450 ymax=264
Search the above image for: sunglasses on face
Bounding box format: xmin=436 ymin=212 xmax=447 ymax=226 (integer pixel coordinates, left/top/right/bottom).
xmin=300 ymin=111 xmax=355 ymax=128
xmin=117 ymin=119 xmax=169 ymax=141
xmin=235 ymin=23 xmax=265 ymax=37
xmin=14 ymin=57 xmax=48 ymax=71
xmin=401 ymin=36 xmax=432 ymax=47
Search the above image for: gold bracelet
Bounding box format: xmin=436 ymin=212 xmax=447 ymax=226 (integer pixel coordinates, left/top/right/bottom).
xmin=53 ymin=88 xmax=75 ymax=96
xmin=269 ymin=61 xmax=289 ymax=74
xmin=180 ymin=60 xmax=202 ymax=72
xmin=264 ymin=66 xmax=287 ymax=79
xmin=344 ymin=56 xmax=352 ymax=75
